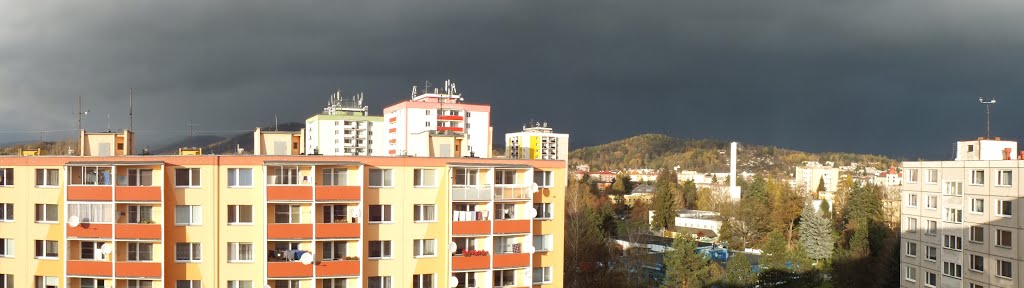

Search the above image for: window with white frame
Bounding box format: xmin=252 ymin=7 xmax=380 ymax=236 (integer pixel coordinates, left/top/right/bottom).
xmin=175 ymin=205 xmax=202 ymax=225
xmin=998 ymin=259 xmax=1013 ymax=279
xmin=176 ymin=280 xmax=201 ymax=288
xmin=0 ymin=238 xmax=11 ymax=257
xmin=227 ymin=168 xmax=253 ymax=187
xmin=413 ymin=169 xmax=436 ymax=187
xmin=907 ymin=193 xmax=918 ymax=207
xmin=0 ymin=168 xmax=10 ymax=186
xmin=907 ymin=217 xmax=918 ymax=232
xmin=227 ymin=242 xmax=253 ymax=262
xmin=175 ymin=168 xmax=201 ymax=187
xmin=227 ymin=281 xmax=253 ymax=288
xmin=925 ymin=245 xmax=937 ymax=261
xmin=413 ymin=239 xmax=436 ymax=257
xmin=323 ymin=204 xmax=350 ymax=223
xmin=127 ymin=205 xmax=153 ymax=224
xmin=926 ymin=220 xmax=937 ymax=235
xmin=452 ymin=237 xmax=476 ymax=255
xmin=369 ymin=205 xmax=392 ymax=223
xmin=368 ymin=276 xmax=391 ymax=288
xmin=35 ymin=276 xmax=57 ymax=288
xmin=969 ymin=283 xmax=984 ymax=288
xmin=907 ymin=169 xmax=918 ymax=183
xmin=414 ymin=204 xmax=435 ymax=222
xmin=34 ymin=240 xmax=57 ymax=258
xmin=495 ymin=203 xmax=516 ymax=220
xmin=369 ymin=169 xmax=393 ymax=187
xmin=905 ymin=266 xmax=917 ymax=282
xmin=534 ymin=234 xmax=553 ymax=252
xmin=322 ymin=241 xmax=348 ymax=260
xmin=998 ymin=170 xmax=1013 ymax=186
xmin=453 ymin=168 xmax=479 ymax=186
xmin=66 ymin=203 xmax=113 ymax=223
xmin=413 ymin=274 xmax=433 ymax=288
xmin=127 ymin=242 xmax=153 ymax=261
xmin=494 ymin=270 xmax=515 ymax=287
xmin=0 ymin=274 xmax=8 ymax=288
xmin=970 ymin=170 xmax=985 ymax=185
xmin=126 ymin=280 xmax=153 ymax=288
xmin=274 ymin=280 xmax=299 ymax=288
xmin=926 ymin=195 xmax=937 ymax=209
xmin=996 ymin=229 xmax=1012 ymax=248
xmin=944 ymin=181 xmax=964 ymax=196
xmin=495 ymin=170 xmax=517 ymax=185
xmin=534 ymin=171 xmax=553 ymax=187
xmin=970 ymin=198 xmax=984 ymax=213
xmin=322 ymin=168 xmax=347 ymax=186
xmin=227 ymin=205 xmax=253 ymax=224
xmin=34 ymin=169 xmax=58 ymax=187
xmin=34 ymin=204 xmax=58 ymax=223
xmin=274 ymin=204 xmax=301 ymax=224
xmin=368 ymin=241 xmax=392 ymax=259
xmin=123 ymin=169 xmax=153 ymax=186
xmin=0 ymin=203 xmax=12 ymax=222
xmin=533 ymin=267 xmax=553 ymax=284
xmin=175 ymin=242 xmax=201 ymax=262
xmin=320 ymin=279 xmax=344 ymax=288
xmin=926 ymin=169 xmax=938 ymax=184
xmin=970 ymin=226 xmax=984 ymax=243
xmin=970 ymin=254 xmax=985 ymax=272
xmin=996 ymin=200 xmax=1013 ymax=217
xmin=943 ymin=261 xmax=962 ymax=278
xmin=80 ymin=279 xmax=107 ymax=288
xmin=454 ymin=272 xmax=475 ymax=288
xmin=943 ymin=235 xmax=962 ymax=250
xmin=905 ymin=241 xmax=917 ymax=257
xmin=944 ymin=208 xmax=962 ymax=223
xmin=924 ymin=271 xmax=936 ymax=287
xmin=534 ymin=203 xmax=553 ymax=219
xmin=80 ymin=241 xmax=104 ymax=260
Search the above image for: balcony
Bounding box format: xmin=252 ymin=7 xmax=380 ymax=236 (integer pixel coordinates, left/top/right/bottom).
xmin=115 ymin=262 xmax=161 ymax=278
xmin=67 ymin=260 xmax=112 ymax=276
xmin=115 ymin=186 xmax=161 ymax=202
xmin=315 ymin=223 xmax=360 ymax=239
xmin=316 ymin=260 xmax=360 ymax=277
xmin=267 ymin=186 xmax=313 ymax=201
xmin=268 ymin=223 xmax=313 ymax=239
xmin=115 ymin=224 xmax=161 ymax=240
xmin=452 ymin=255 xmax=490 ymax=271
xmin=268 ymin=261 xmax=313 ymax=278
xmin=437 ymin=126 xmax=464 ymax=132
xmin=452 ymin=185 xmax=492 ymax=201
xmin=68 ymin=223 xmax=113 ymax=238
xmin=493 ymin=253 xmax=530 ymax=268
xmin=315 ymin=186 xmax=360 ymax=201
xmin=495 ymin=186 xmax=531 ymax=200
xmin=493 ymin=220 xmax=530 ymax=234
xmin=438 ymin=115 xmax=464 ymax=121
xmin=68 ymin=186 xmax=112 ymax=201
xmin=453 ymin=221 xmax=491 ymax=235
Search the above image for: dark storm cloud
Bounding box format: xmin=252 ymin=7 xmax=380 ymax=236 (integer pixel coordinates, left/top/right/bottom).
xmin=2 ymin=0 xmax=1024 ymax=158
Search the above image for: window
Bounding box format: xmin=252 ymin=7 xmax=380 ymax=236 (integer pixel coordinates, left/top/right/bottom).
xmin=0 ymin=168 xmax=12 ymax=186
xmin=926 ymin=195 xmax=938 ymax=209
xmin=944 ymin=208 xmax=962 ymax=223
xmin=323 ymin=205 xmax=350 ymax=223
xmin=970 ymin=226 xmax=984 ymax=243
xmin=495 ymin=170 xmax=517 ymax=185
xmin=905 ymin=266 xmax=917 ymax=282
xmin=943 ymin=235 xmax=962 ymax=250
xmin=452 ymin=237 xmax=476 ymax=255
xmin=534 ymin=203 xmax=553 ymax=219
xmin=227 ymin=168 xmax=253 ymax=187
xmin=0 ymin=203 xmax=12 ymax=222
xmin=943 ymin=261 xmax=962 ymax=278
xmin=369 ymin=169 xmax=393 ymax=187
xmin=268 ymin=166 xmax=300 ymax=185
xmin=998 ymin=260 xmax=1013 ymax=278
xmin=971 ymin=170 xmax=985 ymax=185
xmin=67 ymin=203 xmax=113 ymax=223
xmin=34 ymin=169 xmax=58 ymax=186
xmin=369 ymin=205 xmax=392 ymax=223
xmin=320 ymin=279 xmax=344 ymax=288
xmin=274 ymin=204 xmax=301 ymax=224
xmin=453 ymin=168 xmax=479 ymax=186
xmin=996 ymin=229 xmax=1012 ymax=248
xmin=924 ymin=272 xmax=936 ymax=287
xmin=413 ymin=239 xmax=436 ymax=257
xmin=34 ymin=204 xmax=57 ymax=223
xmin=176 ymin=280 xmax=201 ymax=288
xmin=274 ymin=280 xmax=300 ymax=288
xmin=533 ymin=267 xmax=553 ymax=284
xmin=34 ymin=240 xmax=57 ymax=258
xmin=227 ymin=281 xmax=253 ymax=288
xmin=926 ymin=169 xmax=938 ymax=184
xmin=413 ymin=274 xmax=433 ymax=288
xmin=227 ymin=242 xmax=253 ymax=262
xmin=997 ymin=200 xmax=1013 ymax=217
xmin=926 ymin=220 xmax=937 ymax=235
xmin=175 ymin=243 xmax=201 ymax=262
xmin=906 ymin=217 xmax=918 ymax=232
xmin=322 ymin=168 xmax=347 ymax=186
xmin=905 ymin=241 xmax=917 ymax=257
xmin=971 ymin=254 xmax=985 ymax=272
xmin=80 ymin=279 xmax=107 ymax=288
xmin=970 ymin=198 xmax=984 ymax=213
xmin=35 ymin=276 xmax=57 ymax=288
xmin=534 ymin=171 xmax=553 ymax=187
xmin=80 ymin=241 xmax=104 ymax=260
xmin=998 ymin=170 xmax=1013 ymax=186
xmin=454 ymin=272 xmax=476 ymax=288
xmin=0 ymin=238 xmax=11 ymax=257
xmin=123 ymin=168 xmax=153 ymax=186
xmin=175 ymin=205 xmax=202 ymax=225
xmin=127 ymin=280 xmax=153 ymax=288
xmin=368 ymin=276 xmax=391 ymax=288
xmin=925 ymin=245 xmax=937 ymax=261
xmin=944 ymin=181 xmax=964 ymax=196
xmin=127 ymin=242 xmax=153 ymax=261
xmin=907 ymin=169 xmax=919 ymax=183
xmin=125 ymin=205 xmax=153 ymax=224
xmin=175 ymin=168 xmax=201 ymax=187
xmin=906 ymin=193 xmax=918 ymax=207
xmin=970 ymin=283 xmax=985 ymax=288
xmin=322 ymin=241 xmax=348 ymax=260
xmin=534 ymin=234 xmax=553 ymax=252
xmin=495 ymin=203 xmax=516 ymax=220
xmin=369 ymin=240 xmax=392 ymax=259
xmin=227 ymin=205 xmax=253 ymax=224
xmin=494 ymin=270 xmax=515 ymax=287
xmin=414 ymin=169 xmax=436 ymax=187
xmin=494 ymin=236 xmax=520 ymax=254
xmin=414 ymin=204 xmax=436 ymax=222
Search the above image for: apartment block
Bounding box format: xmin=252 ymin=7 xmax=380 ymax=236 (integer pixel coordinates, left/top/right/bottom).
xmin=0 ymin=152 xmax=565 ymax=288
xmin=901 ymin=138 xmax=1023 ymax=288
xmin=384 ymin=82 xmax=491 ymax=158
xmin=305 ymin=91 xmax=387 ymax=156
xmin=505 ymin=123 xmax=568 ymax=161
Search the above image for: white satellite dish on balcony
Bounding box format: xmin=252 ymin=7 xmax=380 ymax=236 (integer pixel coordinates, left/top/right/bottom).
xmin=450 ymin=276 xmax=459 ymax=288
xmin=300 ymin=253 xmax=314 ymax=265
xmin=265 ymin=285 xmax=272 ymax=288
xmin=68 ymin=216 xmax=80 ymax=228
xmin=100 ymin=243 xmax=112 ymax=256
xmin=352 ymin=210 xmax=362 ymax=219
xmin=530 ymin=182 xmax=539 ymax=193
xmin=448 ymin=241 xmax=457 ymax=251
xmin=527 ymin=208 xmax=538 ymax=219
xmin=523 ymin=244 xmax=535 ymax=254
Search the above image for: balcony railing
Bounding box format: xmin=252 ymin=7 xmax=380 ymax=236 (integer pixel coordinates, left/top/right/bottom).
xmin=452 ymin=185 xmax=492 ymax=201
xmin=267 ymin=186 xmax=313 ymax=201
xmin=115 ymin=224 xmax=161 ymax=239
xmin=268 ymin=261 xmax=313 ymax=278
xmin=67 ymin=260 xmax=113 ymax=277
xmin=68 ymin=186 xmax=113 ymax=201
xmin=315 ymin=223 xmax=360 ymax=239
xmin=494 ymin=186 xmax=531 ymax=200
xmin=114 ymin=186 xmax=161 ymax=202
xmin=493 ymin=219 xmax=531 ymax=234
xmin=68 ymin=223 xmax=113 ymax=238
xmin=315 ymin=186 xmax=360 ymax=201
xmin=316 ymin=260 xmax=360 ymax=276
xmin=453 ymin=220 xmax=491 ymax=235
xmin=268 ymin=223 xmax=313 ymax=239
xmin=493 ymin=253 xmax=530 ymax=268
xmin=452 ymin=255 xmax=490 ymax=271
xmin=115 ymin=262 xmax=161 ymax=278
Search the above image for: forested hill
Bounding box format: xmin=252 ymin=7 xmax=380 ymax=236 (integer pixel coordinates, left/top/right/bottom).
xmin=569 ymin=134 xmax=896 ymax=175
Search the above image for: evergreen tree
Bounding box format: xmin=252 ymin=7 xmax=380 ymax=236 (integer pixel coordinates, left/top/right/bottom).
xmin=724 ymin=254 xmax=757 ymax=287
xmin=761 ymin=231 xmax=790 ymax=270
xmin=681 ymin=180 xmax=698 ymax=209
xmin=816 ymin=176 xmax=826 ymax=193
xmin=798 ymin=204 xmax=834 ymax=262
xmin=819 ymin=199 xmax=831 ymax=218
xmin=611 ymin=173 xmax=634 ymax=195
xmin=661 ymin=236 xmax=713 ymax=288
xmin=651 ymin=170 xmax=679 ymax=232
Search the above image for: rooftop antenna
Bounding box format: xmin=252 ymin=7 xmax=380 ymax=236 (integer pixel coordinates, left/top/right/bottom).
xmin=129 ymin=88 xmax=134 ymax=131
xmin=106 ymin=113 xmax=111 ymax=132
xmin=274 ymin=113 xmax=279 ymax=131
xmin=76 ymin=95 xmax=90 ymax=131
xmin=979 ymin=97 xmax=997 ymax=139
xmin=186 ymin=120 xmax=200 ymax=142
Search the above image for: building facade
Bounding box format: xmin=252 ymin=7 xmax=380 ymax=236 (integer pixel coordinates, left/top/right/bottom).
xmin=305 ymin=91 xmax=387 ymax=156
xmin=794 ymin=162 xmax=839 ymax=195
xmin=384 ymin=82 xmax=492 ymax=158
xmin=504 ymin=124 xmax=568 ymax=161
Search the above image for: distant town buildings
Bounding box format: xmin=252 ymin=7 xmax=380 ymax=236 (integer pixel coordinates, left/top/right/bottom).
xmin=384 ymin=81 xmax=492 ymax=158
xmin=505 ymin=123 xmax=568 ymax=160
xmin=651 ymin=209 xmax=722 ymax=242
xmin=793 ymin=161 xmax=839 ymax=195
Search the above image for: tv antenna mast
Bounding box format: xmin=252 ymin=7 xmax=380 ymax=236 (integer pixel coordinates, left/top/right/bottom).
xmin=76 ymin=95 xmax=90 ymax=130
xmin=129 ymin=88 xmax=134 ymax=131
xmin=979 ymin=97 xmax=997 ymax=139
xmin=186 ymin=120 xmax=200 ymax=142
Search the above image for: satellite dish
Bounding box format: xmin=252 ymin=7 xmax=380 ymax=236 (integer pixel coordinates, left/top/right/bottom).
xmin=450 ymin=276 xmax=459 ymax=288
xmin=523 ymin=244 xmax=536 ymax=254
xmin=448 ymin=241 xmax=458 ymax=251
xmin=352 ymin=210 xmax=362 ymax=219
xmin=68 ymin=216 xmax=80 ymax=228
xmin=101 ymin=243 xmax=112 ymax=255
xmin=528 ymin=208 xmax=538 ymax=219
xmin=530 ymin=182 xmax=539 ymax=193
xmin=300 ymin=253 xmax=314 ymax=265
xmin=265 ymin=285 xmax=272 ymax=288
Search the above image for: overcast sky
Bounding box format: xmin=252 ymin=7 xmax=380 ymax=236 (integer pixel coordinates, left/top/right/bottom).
xmin=3 ymin=0 xmax=1024 ymax=159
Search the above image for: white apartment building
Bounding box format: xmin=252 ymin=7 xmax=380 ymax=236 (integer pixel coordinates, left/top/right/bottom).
xmin=305 ymin=91 xmax=386 ymax=156
xmin=505 ymin=123 xmax=569 ymax=160
xmin=795 ymin=162 xmax=839 ymax=194
xmin=384 ymin=81 xmax=492 ymax=158
xmin=901 ymin=137 xmax=1023 ymax=288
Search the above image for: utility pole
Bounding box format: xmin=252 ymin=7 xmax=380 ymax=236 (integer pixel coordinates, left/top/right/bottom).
xmin=979 ymin=97 xmax=997 ymax=139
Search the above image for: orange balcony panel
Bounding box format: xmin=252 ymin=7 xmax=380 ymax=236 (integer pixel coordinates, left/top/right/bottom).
xmin=68 ymin=223 xmax=112 ymax=238
xmin=268 ymin=261 xmax=313 ymax=278
xmin=493 ymin=253 xmax=530 ymax=268
xmin=388 ymin=150 xmax=396 ymax=155
xmin=316 ymin=260 xmax=360 ymax=277
xmin=267 ymin=186 xmax=312 ymax=201
xmin=115 ymin=224 xmax=161 ymax=240
xmin=453 ymin=221 xmax=491 ymax=235
xmin=388 ymin=117 xmax=396 ymax=123
xmin=315 ymin=223 xmax=360 ymax=239
xmin=388 ymin=139 xmax=396 ymax=144
xmin=388 ymin=128 xmax=397 ymax=133
xmin=436 ymin=126 xmax=464 ymax=132
xmin=452 ymin=255 xmax=490 ymax=271
xmin=438 ymin=115 xmax=464 ymax=121
xmin=115 ymin=262 xmax=161 ymax=278
xmin=115 ymin=186 xmax=161 ymax=202
xmin=493 ymin=220 xmax=530 ymax=234
xmin=68 ymin=186 xmax=112 ymax=201
xmin=268 ymin=224 xmax=313 ymax=239
xmin=315 ymin=186 xmax=360 ymax=201
xmin=67 ymin=260 xmax=112 ymax=277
